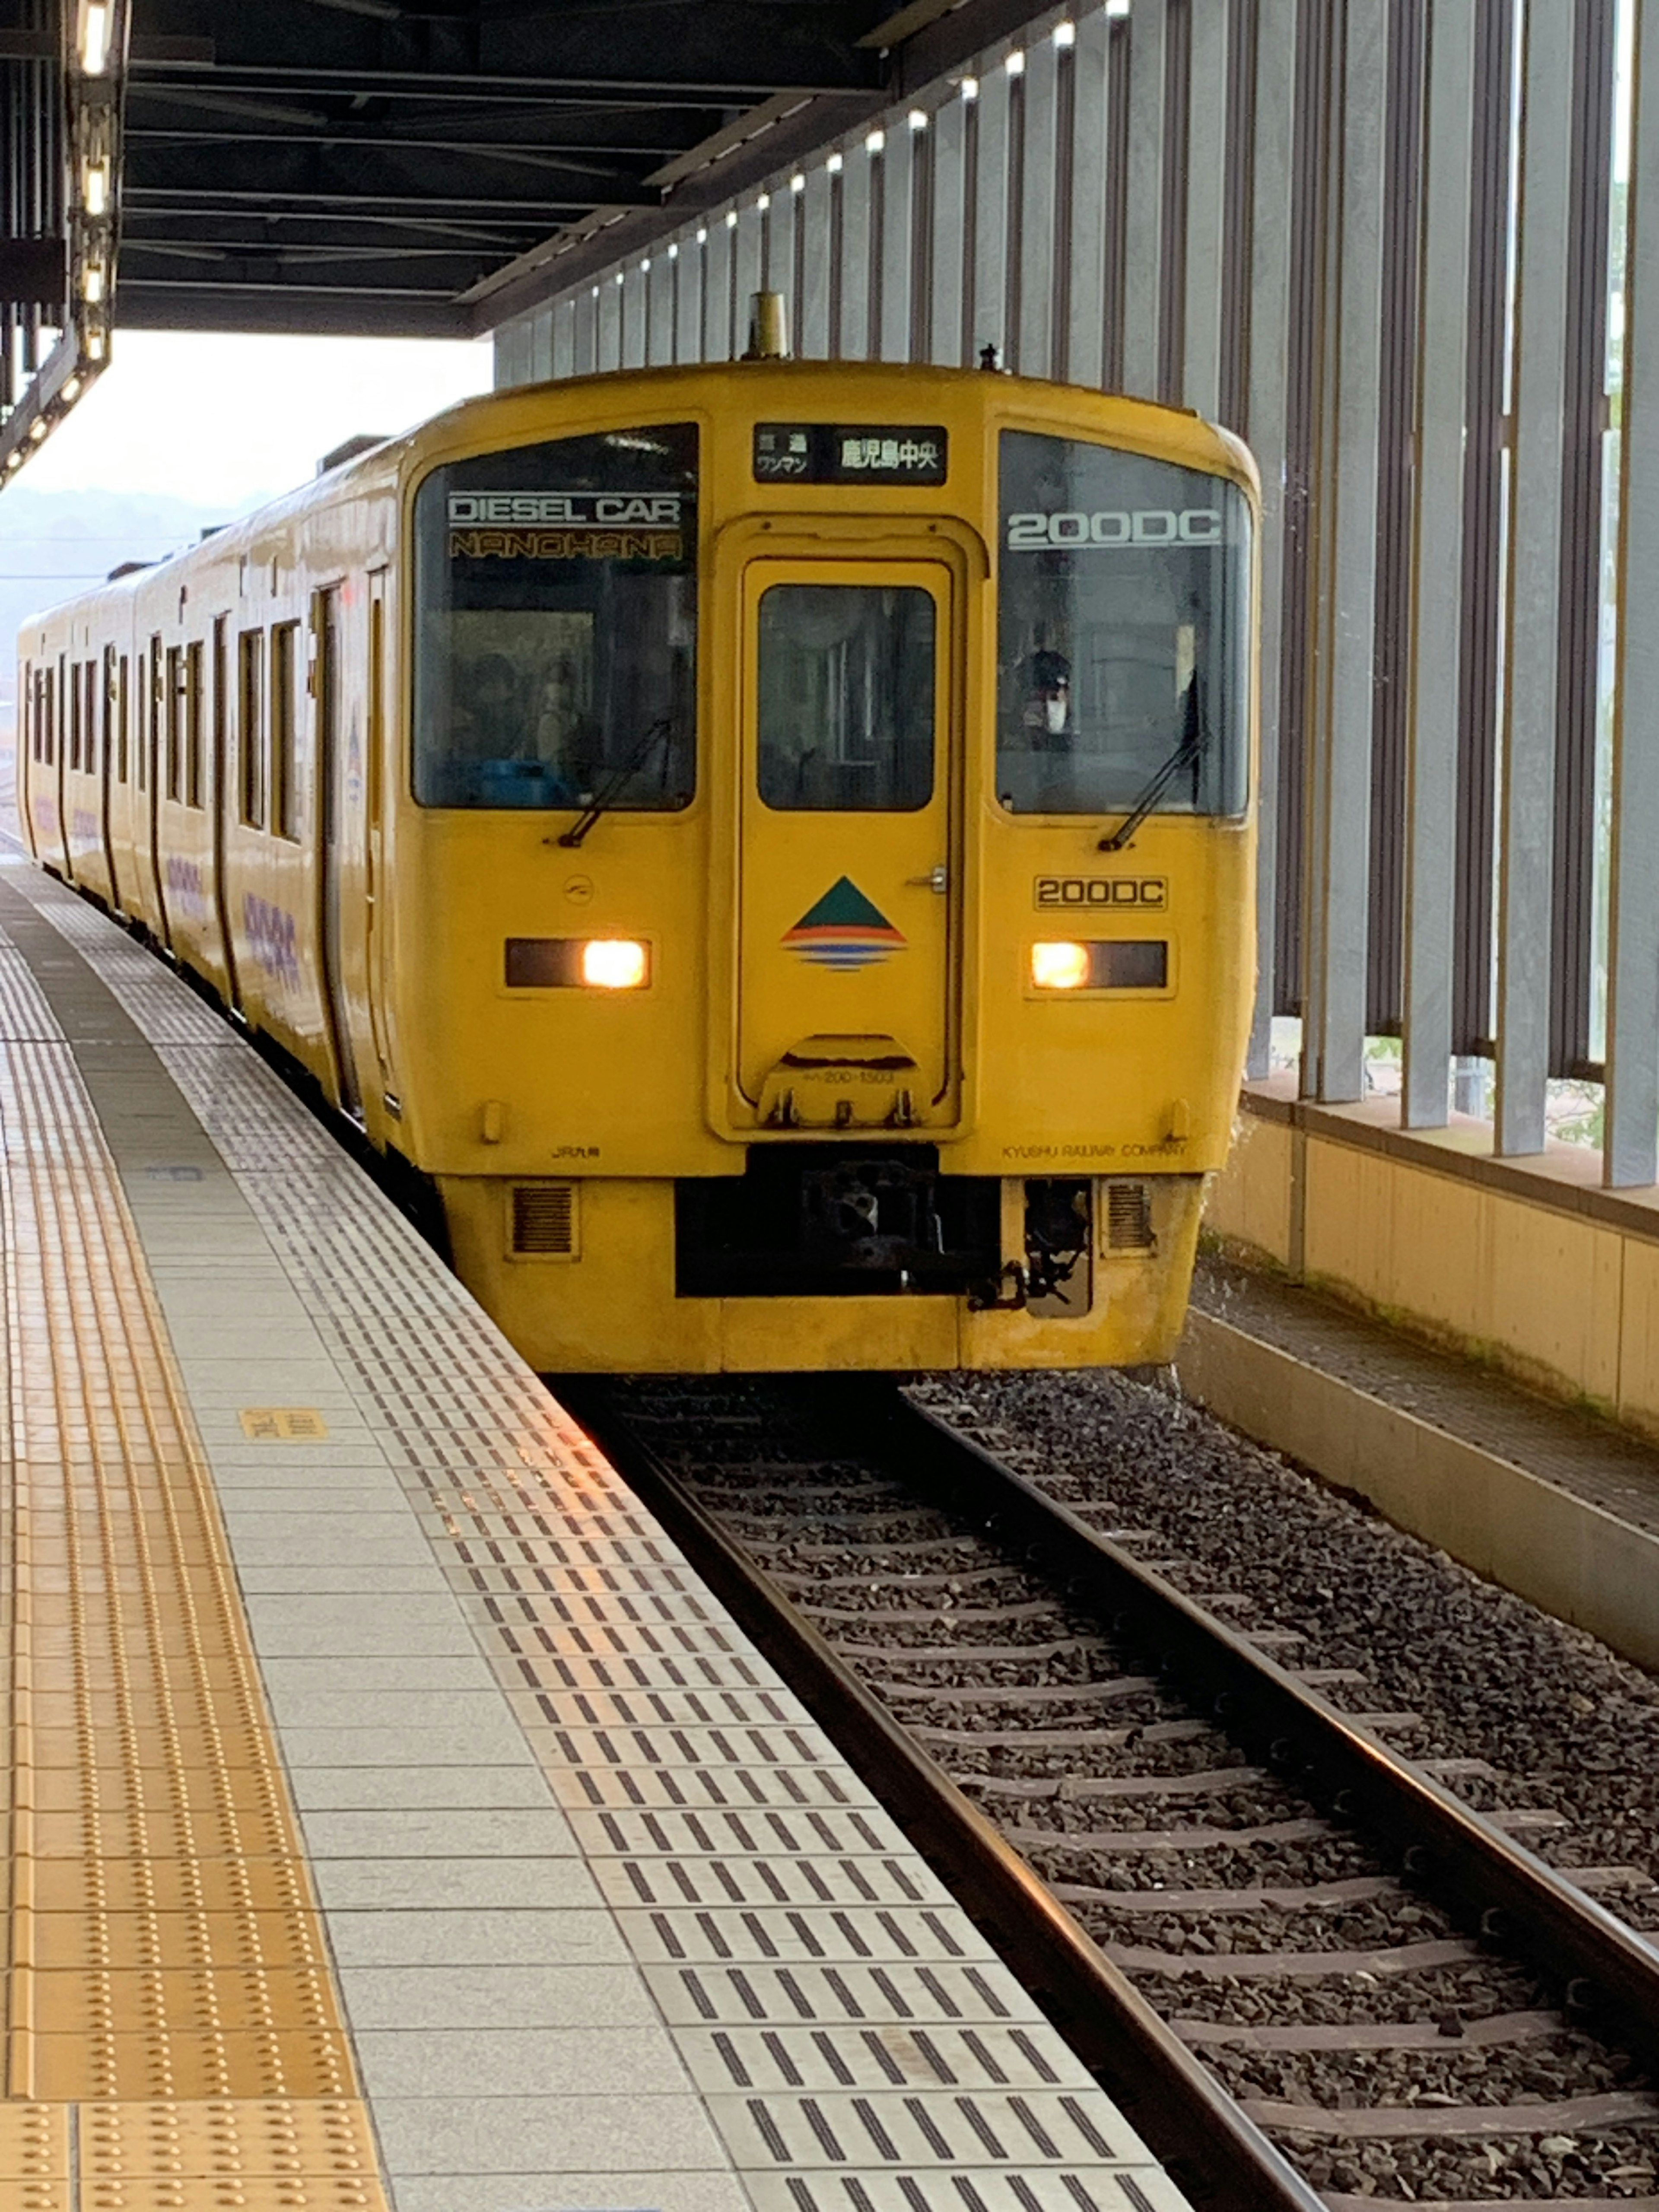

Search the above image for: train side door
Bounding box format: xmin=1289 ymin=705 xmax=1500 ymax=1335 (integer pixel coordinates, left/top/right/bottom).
xmin=209 ymin=616 xmax=242 ymax=1013
xmin=735 ymin=546 xmax=963 ymax=1132
xmin=51 ymin=652 xmax=70 ymax=873
xmin=363 ymin=569 xmax=393 ymax=1101
xmin=317 ymin=584 xmax=364 ymax=1120
xmin=99 ymin=645 xmax=123 ymax=910
xmin=144 ymin=637 xmax=173 ymax=949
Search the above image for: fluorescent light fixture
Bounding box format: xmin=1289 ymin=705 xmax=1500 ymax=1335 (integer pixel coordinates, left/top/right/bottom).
xmin=82 ymin=263 xmax=105 ymax=303
xmin=1005 ymin=49 xmax=1026 ymax=74
xmin=725 ymin=207 xmax=737 ymax=227
xmin=961 ymin=75 xmax=979 ymax=101
xmin=909 ymin=108 xmax=929 ymax=131
xmin=791 ymin=172 xmax=806 ymax=192
xmin=1053 ymin=19 xmax=1077 ymax=45
xmin=79 ymin=0 xmax=111 ymax=73
xmin=756 ymin=191 xmax=770 ymax=211
xmin=83 ymin=159 xmax=110 ymax=216
xmin=826 ymin=151 xmax=843 ymax=174
xmin=866 ymin=128 xmax=885 ymax=153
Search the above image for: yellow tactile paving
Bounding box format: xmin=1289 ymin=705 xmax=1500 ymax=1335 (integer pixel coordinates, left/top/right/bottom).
xmin=0 ymin=977 xmax=390 ymax=2205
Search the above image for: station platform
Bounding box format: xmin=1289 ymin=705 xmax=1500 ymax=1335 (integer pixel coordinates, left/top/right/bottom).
xmin=0 ymin=851 xmax=1187 ymax=2212
xmin=1180 ymin=1251 xmax=1659 ymax=1674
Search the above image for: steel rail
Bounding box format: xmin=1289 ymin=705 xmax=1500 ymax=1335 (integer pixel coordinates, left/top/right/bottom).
xmin=565 ymin=1379 xmax=1328 ymax=2212
xmin=833 ymin=1383 xmax=1659 ymax=2062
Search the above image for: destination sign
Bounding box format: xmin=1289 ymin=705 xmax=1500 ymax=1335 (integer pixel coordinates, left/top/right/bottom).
xmin=753 ymin=423 xmax=949 ymax=486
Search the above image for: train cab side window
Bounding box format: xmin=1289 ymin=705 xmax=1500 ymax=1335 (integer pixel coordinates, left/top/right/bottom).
xmin=756 ymin=585 xmax=936 ymax=811
xmin=186 ymin=640 xmax=205 ymax=808
xmin=165 ymin=645 xmax=184 ymax=800
xmin=238 ymin=629 xmax=265 ymax=828
xmin=149 ymin=638 xmax=164 ymax=795
xmin=270 ymin=621 xmax=299 ymax=839
xmin=102 ymin=648 xmax=116 ymax=780
xmin=412 ymin=422 xmax=697 ymax=812
xmin=996 ymin=430 xmax=1251 ymax=820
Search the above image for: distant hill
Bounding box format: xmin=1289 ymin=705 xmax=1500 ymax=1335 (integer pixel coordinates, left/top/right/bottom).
xmin=0 ymin=484 xmax=278 ymax=746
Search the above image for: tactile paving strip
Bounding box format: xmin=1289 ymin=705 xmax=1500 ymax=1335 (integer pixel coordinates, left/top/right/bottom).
xmin=0 ymin=878 xmax=389 ymax=2210
xmin=17 ymin=868 xmax=1190 ymax=2212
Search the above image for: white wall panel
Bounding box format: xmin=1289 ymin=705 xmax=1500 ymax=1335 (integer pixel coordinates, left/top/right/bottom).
xmin=971 ymin=64 xmax=1011 ymax=365
xmin=1182 ymin=0 xmax=1230 ymax=418
xmin=621 ymin=264 xmax=648 ymax=368
xmin=1065 ymin=8 xmax=1113 ymax=390
xmin=840 ymin=142 xmax=874 ymax=359
xmin=551 ymin=295 xmax=576 ymax=380
xmin=1606 ymin=0 xmax=1659 ymax=1185
xmin=1495 ymin=0 xmax=1576 ymax=1154
xmin=675 ymin=236 xmax=703 ymax=364
xmin=1121 ymin=0 xmax=1168 ymax=399
xmin=735 ymin=200 xmax=766 ymax=346
xmin=1016 ymin=37 xmax=1060 ymax=381
xmin=705 ymin=216 xmax=736 ymax=359
xmin=879 ymin=122 xmax=914 ymax=360
xmin=929 ymin=88 xmax=968 ymax=365
xmin=1301 ymin=0 xmax=1386 ymax=1103
xmin=646 ymin=250 xmax=676 ymax=365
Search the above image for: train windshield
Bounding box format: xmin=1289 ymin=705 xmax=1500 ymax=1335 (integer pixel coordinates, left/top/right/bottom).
xmin=996 ymin=430 xmax=1250 ymax=819
xmin=413 ymin=423 xmax=697 ymax=810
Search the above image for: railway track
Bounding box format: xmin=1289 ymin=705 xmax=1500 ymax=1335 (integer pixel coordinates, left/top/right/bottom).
xmin=562 ymin=1373 xmax=1659 ymax=2212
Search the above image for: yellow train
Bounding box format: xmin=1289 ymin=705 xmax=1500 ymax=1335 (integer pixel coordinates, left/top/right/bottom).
xmin=18 ymin=337 xmax=1258 ymax=1373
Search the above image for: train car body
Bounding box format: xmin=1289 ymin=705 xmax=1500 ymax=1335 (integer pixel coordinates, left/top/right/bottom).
xmin=19 ymin=359 xmax=1258 ymax=1373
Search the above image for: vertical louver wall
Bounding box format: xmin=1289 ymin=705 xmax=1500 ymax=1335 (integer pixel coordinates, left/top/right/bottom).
xmin=496 ymin=0 xmax=1659 ymax=1186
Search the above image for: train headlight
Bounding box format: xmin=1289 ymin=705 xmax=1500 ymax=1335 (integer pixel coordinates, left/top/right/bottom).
xmin=1031 ymin=941 xmax=1091 ymax=990
xmin=580 ymin=938 xmax=649 ymax=989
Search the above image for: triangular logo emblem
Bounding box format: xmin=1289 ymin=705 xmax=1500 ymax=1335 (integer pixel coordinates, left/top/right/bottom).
xmin=782 ymin=877 xmax=907 ymax=969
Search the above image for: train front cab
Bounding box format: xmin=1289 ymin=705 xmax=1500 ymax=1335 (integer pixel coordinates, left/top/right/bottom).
xmin=416 ymin=369 xmax=1259 ymax=1375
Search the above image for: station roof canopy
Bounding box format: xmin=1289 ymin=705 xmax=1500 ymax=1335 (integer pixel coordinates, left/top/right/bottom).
xmin=108 ymin=0 xmax=1033 ymax=338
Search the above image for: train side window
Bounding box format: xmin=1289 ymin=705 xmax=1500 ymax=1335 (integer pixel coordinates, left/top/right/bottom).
xmin=134 ymin=653 xmax=146 ymax=790
xmin=756 ymin=585 xmax=936 ymax=811
xmin=70 ymin=659 xmax=83 ymax=772
xmin=238 ymin=629 xmax=265 ymax=827
xmin=186 ymin=640 xmax=205 ymax=808
xmin=270 ymin=620 xmax=299 ymax=840
xmin=48 ymin=662 xmax=58 ymax=766
xmin=165 ymin=645 xmax=184 ymax=800
xmin=117 ymin=655 xmax=129 ymax=783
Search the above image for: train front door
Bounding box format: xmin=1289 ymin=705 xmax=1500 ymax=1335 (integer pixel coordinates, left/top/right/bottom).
xmin=735 ymin=549 xmax=962 ymax=1133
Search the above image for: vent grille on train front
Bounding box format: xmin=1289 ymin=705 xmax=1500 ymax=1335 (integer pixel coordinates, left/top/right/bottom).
xmin=1106 ymin=1181 xmax=1155 ymax=1252
xmin=512 ymin=1182 xmax=578 ymax=1256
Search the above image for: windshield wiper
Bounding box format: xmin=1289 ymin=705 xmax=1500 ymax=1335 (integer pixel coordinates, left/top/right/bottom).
xmin=557 ymin=717 xmax=674 ymax=848
xmin=1097 ymin=682 xmax=1203 ymax=853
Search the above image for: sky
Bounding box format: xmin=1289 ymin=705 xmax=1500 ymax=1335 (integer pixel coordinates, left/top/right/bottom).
xmin=11 ymin=329 xmax=495 ymax=509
